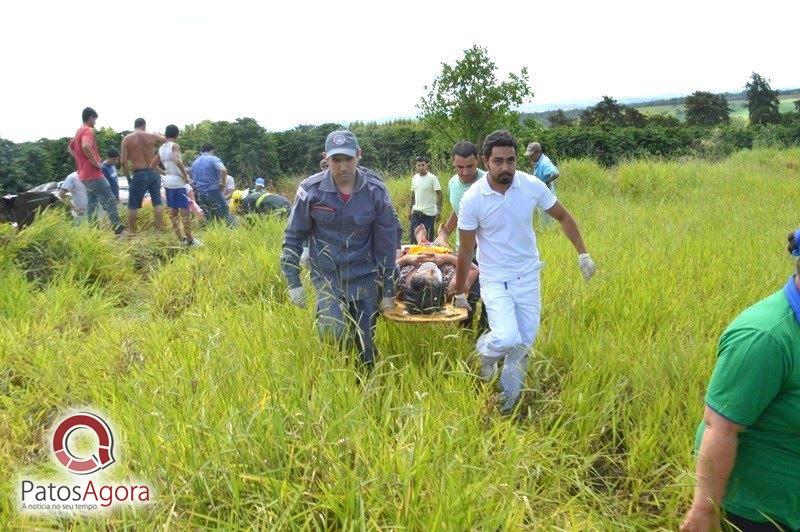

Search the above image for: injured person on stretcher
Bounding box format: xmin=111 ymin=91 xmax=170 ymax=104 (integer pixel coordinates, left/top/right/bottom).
xmin=395 ymin=224 xmax=478 ymax=314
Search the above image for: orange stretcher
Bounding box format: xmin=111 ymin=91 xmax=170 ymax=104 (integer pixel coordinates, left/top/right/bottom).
xmin=382 ymin=301 xmax=468 ymax=323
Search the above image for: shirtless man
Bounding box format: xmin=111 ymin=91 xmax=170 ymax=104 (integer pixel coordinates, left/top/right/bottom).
xmin=121 ymin=117 xmax=166 ymax=233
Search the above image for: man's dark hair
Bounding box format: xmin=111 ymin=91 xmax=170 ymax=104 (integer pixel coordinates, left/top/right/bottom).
xmin=165 ymin=124 xmax=180 ymax=138
xmin=107 ymin=147 xmax=120 ymax=158
xmin=82 ymin=107 xmax=98 ymax=123
xmin=452 ymin=141 xmax=478 ymax=158
xmin=200 ymin=143 xmax=214 ymax=153
xmin=415 ymin=156 xmax=430 ymax=164
xmin=482 ymin=130 xmax=518 ymax=158
xmin=134 ymin=118 xmax=146 ymax=129
xmin=404 ymin=275 xmax=445 ymax=315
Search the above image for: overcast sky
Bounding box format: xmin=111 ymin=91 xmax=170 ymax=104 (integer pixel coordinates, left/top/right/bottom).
xmin=2 ymin=0 xmax=799 ymax=142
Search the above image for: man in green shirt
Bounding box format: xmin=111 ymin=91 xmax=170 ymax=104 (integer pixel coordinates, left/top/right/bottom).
xmin=681 ymin=231 xmax=800 ymax=531
xmin=436 ymin=141 xmax=487 ymax=332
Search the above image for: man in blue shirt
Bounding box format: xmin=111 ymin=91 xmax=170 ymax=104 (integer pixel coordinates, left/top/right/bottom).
xmin=525 ymin=142 xmax=559 ymax=226
xmin=189 ymin=144 xmax=234 ymax=226
xmin=101 ymin=148 xmax=121 ymax=201
xmin=281 ymin=130 xmax=400 ymax=368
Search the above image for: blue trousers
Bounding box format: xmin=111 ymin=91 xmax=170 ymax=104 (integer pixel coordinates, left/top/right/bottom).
xmin=84 ymin=178 xmax=122 ymax=229
xmin=196 ymin=188 xmax=235 ymax=226
xmin=313 ymin=278 xmax=379 ymax=366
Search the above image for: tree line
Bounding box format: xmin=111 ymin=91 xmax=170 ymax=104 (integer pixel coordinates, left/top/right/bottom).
xmin=0 ymin=119 xmax=431 ymax=194
xmin=2 ymin=45 xmax=800 ymax=195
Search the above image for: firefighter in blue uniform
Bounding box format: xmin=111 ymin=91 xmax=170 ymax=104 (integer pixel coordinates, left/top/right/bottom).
xmin=280 ymin=130 xmax=400 ymax=366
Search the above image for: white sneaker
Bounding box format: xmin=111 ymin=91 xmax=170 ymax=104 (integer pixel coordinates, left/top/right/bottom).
xmin=476 ymin=332 xmax=498 ymax=380
xmin=480 ymin=359 xmax=498 ymax=381
xmin=186 ymin=238 xmax=203 ymax=247
xmin=476 ymin=331 xmax=489 ymax=356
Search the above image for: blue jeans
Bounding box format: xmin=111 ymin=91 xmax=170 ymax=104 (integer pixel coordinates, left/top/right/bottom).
xmin=196 ymin=188 xmax=234 ymax=226
xmin=313 ymin=278 xmax=379 ymax=366
xmin=129 ymin=169 xmax=162 ymax=209
xmin=84 ymin=178 xmax=122 ymax=229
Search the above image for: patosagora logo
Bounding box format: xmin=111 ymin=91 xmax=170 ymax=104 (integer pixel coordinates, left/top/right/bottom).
xmin=52 ymin=412 xmax=115 ymax=475
xmin=19 ymin=410 xmax=151 ymax=514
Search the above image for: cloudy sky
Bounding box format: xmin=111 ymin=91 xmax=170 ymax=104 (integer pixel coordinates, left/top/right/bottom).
xmin=2 ymin=0 xmax=798 ymax=142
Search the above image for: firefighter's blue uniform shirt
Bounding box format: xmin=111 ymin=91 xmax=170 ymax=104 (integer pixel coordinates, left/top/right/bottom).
xmin=281 ymin=168 xmax=399 ymax=301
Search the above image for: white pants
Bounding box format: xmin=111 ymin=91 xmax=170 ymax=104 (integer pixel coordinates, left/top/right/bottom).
xmin=478 ymin=269 xmax=542 ymax=409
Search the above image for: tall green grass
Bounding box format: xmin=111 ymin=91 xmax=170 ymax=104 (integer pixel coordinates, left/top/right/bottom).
xmin=1 ymin=149 xmax=798 ymax=528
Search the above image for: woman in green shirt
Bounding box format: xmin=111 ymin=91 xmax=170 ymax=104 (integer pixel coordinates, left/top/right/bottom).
xmin=681 ymin=230 xmax=800 ymax=531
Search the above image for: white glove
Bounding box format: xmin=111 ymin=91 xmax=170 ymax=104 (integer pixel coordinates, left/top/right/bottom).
xmin=381 ymin=296 xmax=395 ymax=311
xmin=453 ymin=293 xmax=472 ymax=311
xmin=288 ymin=286 xmax=306 ymax=307
xmin=578 ymin=253 xmax=596 ymax=281
xmin=299 ymin=246 xmax=310 ymax=268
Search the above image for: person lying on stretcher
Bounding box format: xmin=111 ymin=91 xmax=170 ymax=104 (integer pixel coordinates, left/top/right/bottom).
xmin=395 ymin=224 xmax=478 ymax=314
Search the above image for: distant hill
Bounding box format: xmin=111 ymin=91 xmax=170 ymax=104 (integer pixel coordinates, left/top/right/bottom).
xmin=524 ymin=89 xmax=800 ymax=125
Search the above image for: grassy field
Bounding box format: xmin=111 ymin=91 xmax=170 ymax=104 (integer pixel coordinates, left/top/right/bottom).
xmin=2 ymin=149 xmax=799 ymax=528
xmin=637 ymin=93 xmax=799 ymax=121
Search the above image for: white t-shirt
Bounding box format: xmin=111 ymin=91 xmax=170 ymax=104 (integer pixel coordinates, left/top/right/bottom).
xmin=411 ymin=172 xmax=441 ymax=216
xmin=59 ymin=172 xmax=87 ymax=210
xmin=457 ymin=171 xmax=557 ymax=283
xmin=159 ymin=141 xmax=186 ymax=189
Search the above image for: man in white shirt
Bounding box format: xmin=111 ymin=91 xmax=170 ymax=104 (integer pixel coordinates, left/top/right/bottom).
xmin=454 ymin=130 xmax=596 ymax=414
xmin=58 ymin=171 xmax=88 ymax=221
xmin=223 ymin=175 xmax=236 ymax=201
xmin=408 ymin=156 xmax=441 ymax=243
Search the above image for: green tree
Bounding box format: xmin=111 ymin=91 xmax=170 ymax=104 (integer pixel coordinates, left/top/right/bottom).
xmin=546 ymin=109 xmax=573 ymax=127
xmin=351 ymin=120 xmax=431 ymax=173
xmin=227 ymin=117 xmax=279 ymax=183
xmin=39 ymin=137 xmax=74 ymax=181
xmin=746 ymin=72 xmax=781 ymax=125
xmin=622 ymin=107 xmax=647 ymax=127
xmin=418 ymin=44 xmax=532 ymax=156
xmin=274 ymin=123 xmax=341 ymax=175
xmin=645 ymin=113 xmax=681 ymax=127
xmin=685 ymin=91 xmax=731 ymax=126
xmin=580 ymin=96 xmax=624 ymax=126
xmin=580 ymin=96 xmax=648 ymax=127
xmin=7 ymin=145 xmax=53 ymax=192
xmin=794 ymin=99 xmax=800 ymax=113
xmin=95 ymin=127 xmax=124 ymax=159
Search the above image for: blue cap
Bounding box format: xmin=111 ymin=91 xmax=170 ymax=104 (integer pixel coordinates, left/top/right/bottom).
xmin=255 ymin=177 xmax=265 ymax=187
xmin=792 ymin=229 xmax=800 ymax=257
xmin=325 ymin=130 xmax=359 ymax=158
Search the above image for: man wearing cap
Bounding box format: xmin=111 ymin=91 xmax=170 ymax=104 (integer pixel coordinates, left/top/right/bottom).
xmin=525 ymin=142 xmax=559 ymax=226
xmin=281 ymin=129 xmax=401 ymax=367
